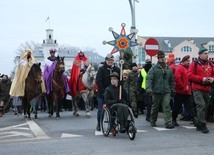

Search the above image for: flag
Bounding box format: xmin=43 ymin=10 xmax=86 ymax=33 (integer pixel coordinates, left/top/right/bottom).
xmin=46 ymin=17 xmax=49 ymax=22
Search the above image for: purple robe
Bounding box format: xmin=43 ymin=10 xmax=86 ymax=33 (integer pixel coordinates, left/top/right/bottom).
xmin=43 ymin=62 xmax=56 ymax=94
xmin=43 ymin=62 xmax=70 ymax=94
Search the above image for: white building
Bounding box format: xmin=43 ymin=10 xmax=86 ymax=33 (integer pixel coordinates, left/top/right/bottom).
xmin=137 ymin=36 xmax=214 ymax=65
xmin=33 ymin=29 xmax=104 ymax=75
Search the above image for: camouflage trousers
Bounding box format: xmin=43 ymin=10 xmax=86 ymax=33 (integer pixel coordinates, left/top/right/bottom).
xmin=129 ymin=91 xmax=137 ymax=111
xmin=192 ymin=90 xmax=209 ymax=124
xmin=150 ymin=93 xmax=172 ymax=126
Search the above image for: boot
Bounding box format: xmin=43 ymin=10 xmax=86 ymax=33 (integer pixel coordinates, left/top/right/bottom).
xmin=166 ymin=124 xmax=174 ymax=129
xmin=200 ymin=123 xmax=209 ymax=134
xmin=96 ymin=123 xmax=101 ymax=131
xmin=0 ymin=106 xmax=4 ymax=117
xmin=196 ymin=122 xmax=202 ymax=131
xmin=133 ymin=110 xmax=138 ymax=118
xmin=172 ymin=120 xmax=179 ymax=126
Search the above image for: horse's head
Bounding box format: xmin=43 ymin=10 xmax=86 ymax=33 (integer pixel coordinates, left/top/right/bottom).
xmin=55 ymin=56 xmax=65 ymax=74
xmin=82 ymin=64 xmax=97 ymax=89
xmin=29 ymin=63 xmax=42 ymax=84
xmin=85 ymin=64 xmax=97 ymax=79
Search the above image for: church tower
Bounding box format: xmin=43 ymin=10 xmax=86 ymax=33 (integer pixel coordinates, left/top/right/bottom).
xmin=42 ymin=29 xmax=58 ymax=59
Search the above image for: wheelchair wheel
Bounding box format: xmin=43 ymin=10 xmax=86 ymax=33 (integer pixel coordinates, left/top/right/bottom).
xmin=100 ymin=109 xmax=111 ymax=137
xmin=127 ymin=122 xmax=136 ymax=140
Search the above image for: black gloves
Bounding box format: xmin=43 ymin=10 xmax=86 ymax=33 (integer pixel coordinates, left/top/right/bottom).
xmin=117 ymin=99 xmax=123 ymax=103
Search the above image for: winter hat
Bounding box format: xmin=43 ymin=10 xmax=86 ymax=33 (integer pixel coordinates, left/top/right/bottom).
xmin=130 ymin=63 xmax=138 ymax=69
xmin=167 ymin=53 xmax=175 ymax=65
xmin=110 ymin=72 xmax=119 ymax=79
xmin=198 ymin=46 xmax=208 ymax=54
xmin=105 ymin=53 xmax=114 ymax=60
xmin=157 ymin=51 xmax=165 ymax=58
xmin=181 ymin=55 xmax=190 ymax=62
xmin=49 ymin=48 xmax=56 ymax=53
xmin=145 ymin=59 xmax=152 ymax=64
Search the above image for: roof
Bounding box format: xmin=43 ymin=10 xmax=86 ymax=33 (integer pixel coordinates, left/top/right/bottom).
xmin=33 ymin=49 xmax=104 ymax=62
xmin=139 ymin=36 xmax=214 ymax=53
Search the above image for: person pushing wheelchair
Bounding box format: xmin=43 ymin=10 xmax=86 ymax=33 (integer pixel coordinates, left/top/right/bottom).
xmin=104 ymin=72 xmax=130 ymax=133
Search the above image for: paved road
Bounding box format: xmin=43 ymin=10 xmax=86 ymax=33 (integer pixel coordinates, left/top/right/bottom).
xmin=0 ymin=110 xmax=214 ymax=155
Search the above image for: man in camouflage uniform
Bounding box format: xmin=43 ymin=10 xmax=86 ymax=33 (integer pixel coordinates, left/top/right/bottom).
xmin=146 ymin=51 xmax=175 ymax=129
xmin=127 ymin=63 xmax=139 ymax=118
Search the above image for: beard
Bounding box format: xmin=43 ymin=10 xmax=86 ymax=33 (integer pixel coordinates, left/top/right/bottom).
xmin=159 ymin=62 xmax=166 ymax=68
xmin=27 ymin=55 xmax=31 ymax=60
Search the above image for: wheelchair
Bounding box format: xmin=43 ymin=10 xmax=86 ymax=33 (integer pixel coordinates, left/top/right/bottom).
xmin=100 ymin=104 xmax=137 ymax=140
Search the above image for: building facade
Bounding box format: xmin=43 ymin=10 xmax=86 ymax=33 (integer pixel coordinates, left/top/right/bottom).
xmin=137 ymin=36 xmax=214 ymax=65
xmin=32 ymin=29 xmax=104 ymax=75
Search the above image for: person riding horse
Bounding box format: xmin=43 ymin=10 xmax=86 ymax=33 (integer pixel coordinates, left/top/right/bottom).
xmin=43 ymin=48 xmax=58 ymax=116
xmin=68 ymin=51 xmax=90 ymax=116
xmin=43 ymin=49 xmax=70 ymax=118
xmin=10 ymin=49 xmax=36 ymax=97
xmin=10 ymin=49 xmax=45 ymax=118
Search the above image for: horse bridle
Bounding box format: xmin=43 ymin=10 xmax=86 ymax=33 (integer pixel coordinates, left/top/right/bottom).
xmin=30 ymin=67 xmax=42 ymax=84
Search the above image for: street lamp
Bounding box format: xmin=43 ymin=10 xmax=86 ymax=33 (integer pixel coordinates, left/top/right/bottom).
xmin=128 ymin=0 xmax=139 ymax=63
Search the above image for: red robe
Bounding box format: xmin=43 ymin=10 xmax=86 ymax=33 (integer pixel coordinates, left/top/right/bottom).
xmin=68 ymin=54 xmax=89 ymax=97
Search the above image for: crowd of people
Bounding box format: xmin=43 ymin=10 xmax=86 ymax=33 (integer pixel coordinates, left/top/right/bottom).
xmin=0 ymin=46 xmax=214 ymax=134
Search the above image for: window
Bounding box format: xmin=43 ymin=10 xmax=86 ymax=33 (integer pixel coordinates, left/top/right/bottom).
xmin=208 ymin=45 xmax=214 ymax=52
xmin=181 ymin=46 xmax=192 ymax=52
xmin=175 ymin=58 xmax=181 ymax=61
xmin=192 ymin=57 xmax=197 ymax=61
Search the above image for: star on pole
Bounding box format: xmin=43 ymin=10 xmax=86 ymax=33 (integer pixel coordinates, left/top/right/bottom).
xmin=103 ymin=23 xmax=138 ymax=54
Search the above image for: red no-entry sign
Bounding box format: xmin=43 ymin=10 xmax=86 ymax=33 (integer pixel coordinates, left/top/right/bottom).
xmin=144 ymin=38 xmax=159 ymax=57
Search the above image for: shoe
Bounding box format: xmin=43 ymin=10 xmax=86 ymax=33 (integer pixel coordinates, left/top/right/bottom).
xmin=166 ymin=124 xmax=174 ymax=129
xmin=180 ymin=117 xmax=191 ymax=121
xmin=200 ymin=123 xmax=209 ymax=134
xmin=119 ymin=127 xmax=126 ymax=133
xmin=0 ymin=110 xmax=3 ymax=117
xmin=146 ymin=117 xmax=150 ymax=122
xmin=133 ymin=111 xmax=138 ymax=118
xmin=56 ymin=115 xmax=60 ymax=120
xmin=151 ymin=122 xmax=156 ymax=127
xmin=96 ymin=124 xmax=101 ymax=131
xmin=196 ymin=122 xmax=202 ymax=131
xmin=172 ymin=121 xmax=179 ymax=126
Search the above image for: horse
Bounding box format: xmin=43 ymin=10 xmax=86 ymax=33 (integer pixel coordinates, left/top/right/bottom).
xmin=72 ymin=64 xmax=97 ymax=117
xmin=23 ymin=63 xmax=42 ymax=119
xmin=49 ymin=56 xmax=66 ymax=119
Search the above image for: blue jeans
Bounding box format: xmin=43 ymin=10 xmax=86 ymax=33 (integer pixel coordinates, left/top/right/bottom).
xmin=97 ymin=97 xmax=104 ymax=125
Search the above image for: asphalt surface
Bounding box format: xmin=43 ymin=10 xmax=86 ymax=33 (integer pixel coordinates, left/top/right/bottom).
xmin=0 ymin=109 xmax=214 ymax=155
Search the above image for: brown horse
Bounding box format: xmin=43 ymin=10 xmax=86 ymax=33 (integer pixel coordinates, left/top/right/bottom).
xmin=49 ymin=56 xmax=65 ymax=119
xmin=23 ymin=63 xmax=42 ymax=118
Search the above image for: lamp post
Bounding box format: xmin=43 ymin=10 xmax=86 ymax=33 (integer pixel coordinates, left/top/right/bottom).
xmin=128 ymin=0 xmax=139 ymax=63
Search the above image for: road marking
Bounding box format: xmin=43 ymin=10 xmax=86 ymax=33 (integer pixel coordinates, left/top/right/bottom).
xmin=95 ymin=131 xmax=103 ymax=136
xmin=137 ymin=129 xmax=148 ymax=133
xmin=26 ymin=119 xmax=50 ymax=140
xmin=0 ymin=123 xmax=28 ymax=131
xmin=182 ymin=126 xmax=196 ymax=129
xmin=153 ymin=127 xmax=177 ymax=131
xmin=61 ymin=133 xmax=83 ymax=138
xmin=0 ymin=131 xmax=33 ymax=139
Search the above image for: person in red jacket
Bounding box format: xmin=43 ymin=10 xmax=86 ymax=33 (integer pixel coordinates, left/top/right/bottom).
xmin=167 ymin=53 xmax=176 ymax=75
xmin=68 ymin=51 xmax=89 ymax=116
xmin=172 ymin=55 xmax=196 ymax=126
xmin=188 ymin=47 xmax=214 ymax=134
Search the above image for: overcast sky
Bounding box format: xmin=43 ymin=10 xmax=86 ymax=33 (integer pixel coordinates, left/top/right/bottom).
xmin=1 ymin=0 xmax=214 ymax=76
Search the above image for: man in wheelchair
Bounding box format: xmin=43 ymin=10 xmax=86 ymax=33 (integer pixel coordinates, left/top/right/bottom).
xmin=104 ymin=72 xmax=130 ymax=133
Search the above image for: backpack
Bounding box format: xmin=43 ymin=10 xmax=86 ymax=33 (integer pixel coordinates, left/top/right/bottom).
xmin=193 ymin=59 xmax=213 ymax=74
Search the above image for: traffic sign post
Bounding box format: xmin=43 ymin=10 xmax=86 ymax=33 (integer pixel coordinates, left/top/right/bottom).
xmin=144 ymin=38 xmax=160 ymax=60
